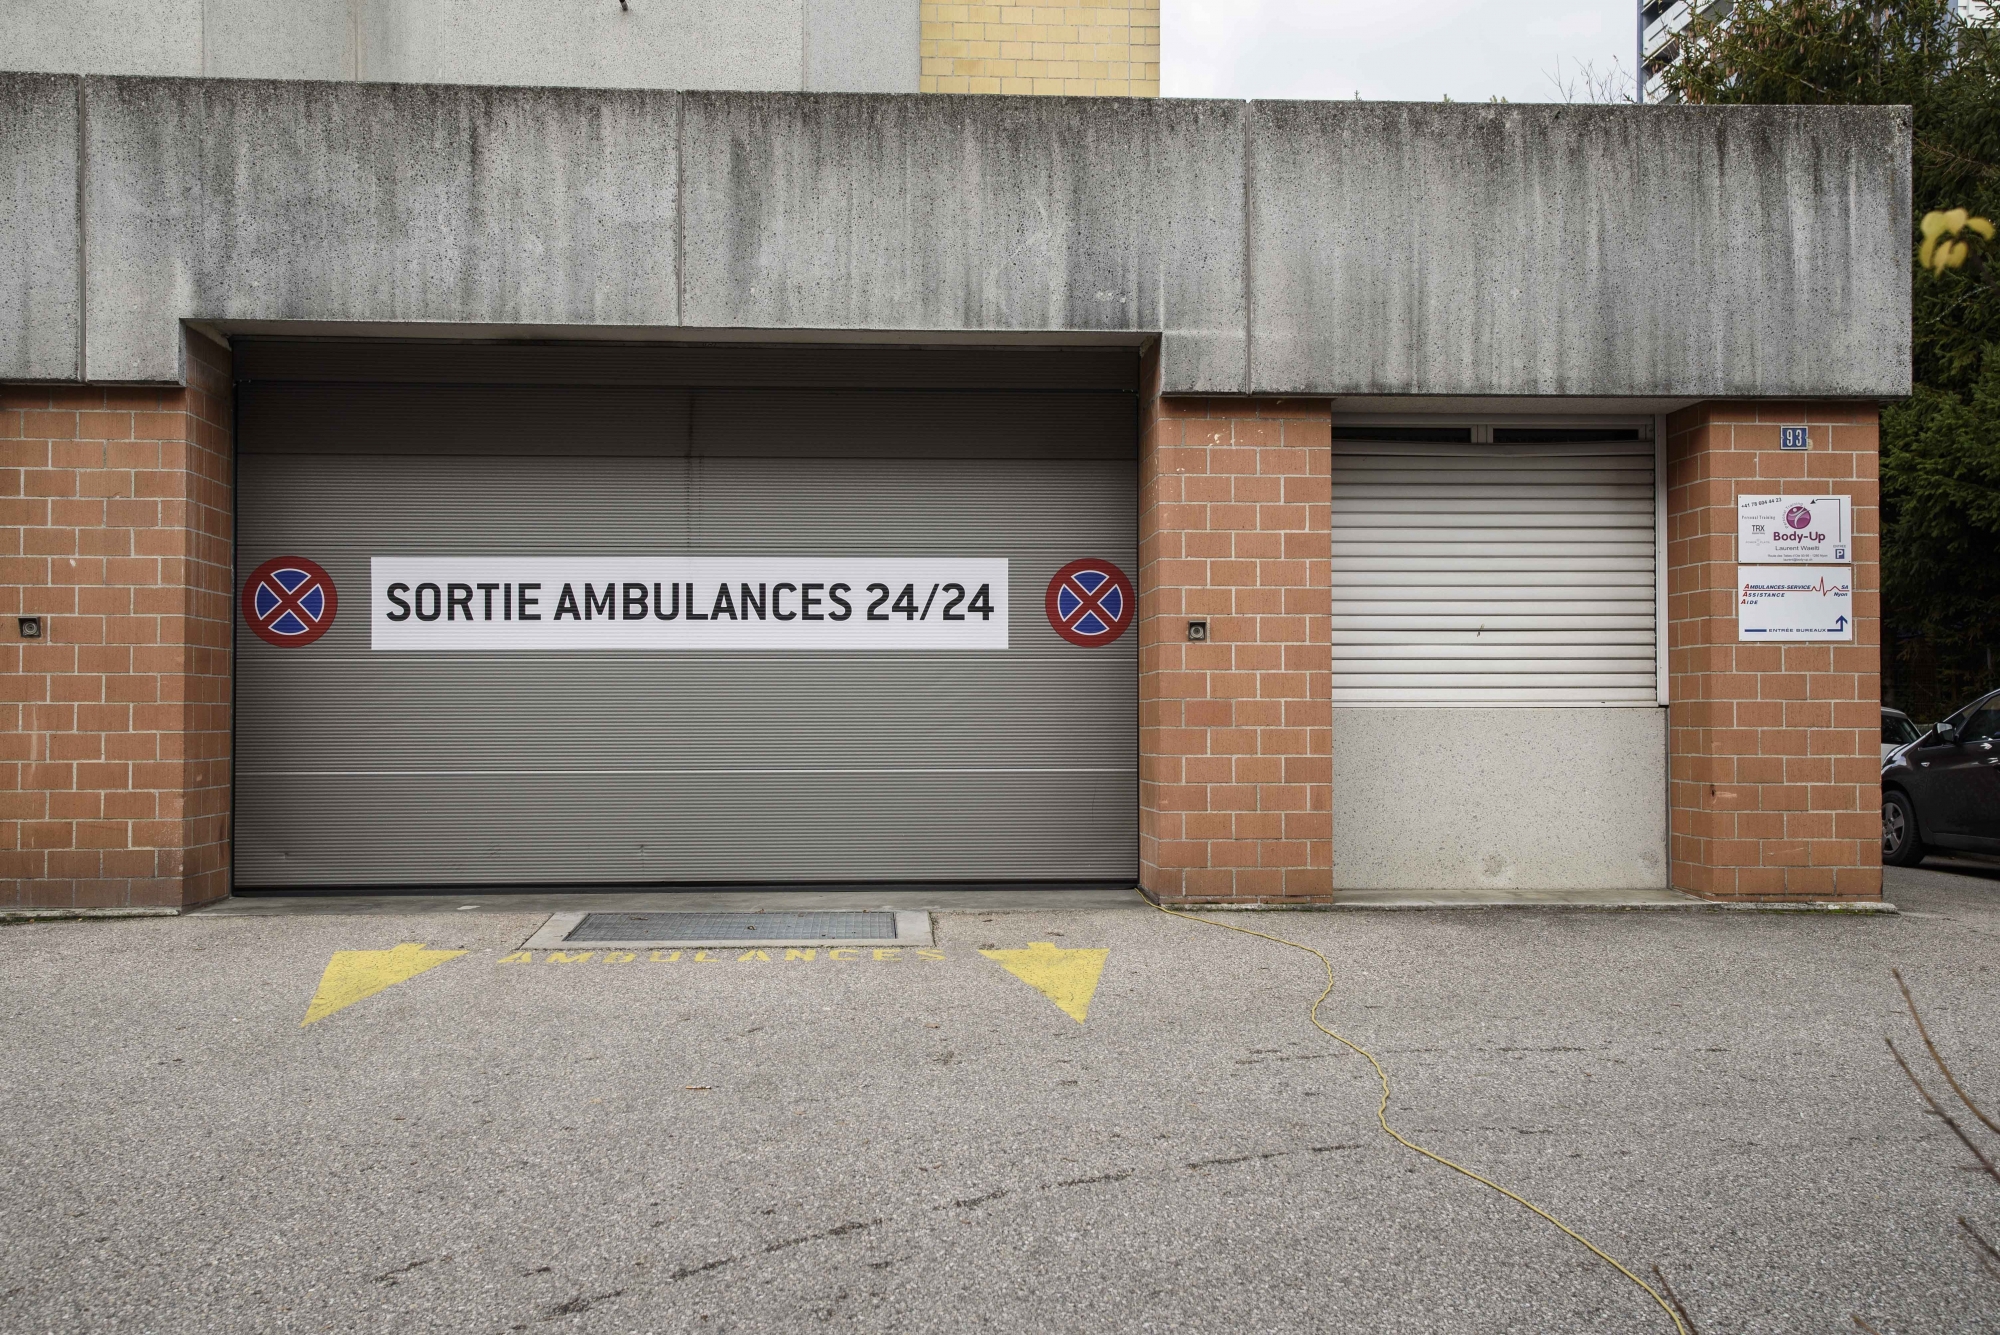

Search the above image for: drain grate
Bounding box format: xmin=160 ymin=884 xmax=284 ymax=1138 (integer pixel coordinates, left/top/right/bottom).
xmin=564 ymin=911 xmax=898 ymax=943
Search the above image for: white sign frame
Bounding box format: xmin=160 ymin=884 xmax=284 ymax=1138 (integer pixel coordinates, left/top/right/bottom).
xmin=1736 ymin=565 xmax=1854 ymax=641
xmin=1737 ymin=495 xmax=1852 ymax=564
xmin=370 ymin=557 xmax=1011 ymax=651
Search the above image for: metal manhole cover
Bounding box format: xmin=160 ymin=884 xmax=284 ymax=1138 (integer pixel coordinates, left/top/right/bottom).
xmin=565 ymin=911 xmax=899 ymax=943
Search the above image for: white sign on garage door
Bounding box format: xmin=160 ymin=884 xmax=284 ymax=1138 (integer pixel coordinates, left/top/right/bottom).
xmin=371 ymin=557 xmax=1010 ymax=651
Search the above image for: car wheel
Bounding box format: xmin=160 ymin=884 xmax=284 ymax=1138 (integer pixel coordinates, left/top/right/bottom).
xmin=1883 ymin=789 xmax=1926 ymax=867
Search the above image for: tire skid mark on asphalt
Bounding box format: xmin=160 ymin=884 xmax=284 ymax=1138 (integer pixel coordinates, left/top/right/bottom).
xmin=937 ymin=1188 xmax=1006 ymax=1210
xmin=666 ymin=1255 xmax=738 ymax=1282
xmin=663 ymin=1217 xmax=886 ymax=1285
xmin=372 ymin=1254 xmax=448 ymax=1286
xmin=763 ymin=1218 xmax=879 ymax=1254
xmin=1234 ymin=1051 xmax=1336 ymax=1065
xmin=546 ymin=1286 xmax=625 ymax=1318
xmin=644 ymin=1139 xmax=1373 ymax=1303
xmin=1053 ymin=1169 xmax=1133 ymax=1187
xmin=202 ymin=1142 xmax=1381 ymax=1327
xmin=1184 ymin=1150 xmax=1286 ymax=1170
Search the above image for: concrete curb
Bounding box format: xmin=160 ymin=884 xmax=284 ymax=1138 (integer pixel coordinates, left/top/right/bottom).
xmin=1171 ymin=899 xmax=1900 ymax=915
xmin=1 ymin=908 xmax=183 ymax=923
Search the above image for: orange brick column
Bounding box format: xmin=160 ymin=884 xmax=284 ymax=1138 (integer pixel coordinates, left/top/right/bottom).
xmin=2 ymin=331 xmax=234 ymax=911
xmin=1136 ymin=347 xmax=1331 ymax=904
xmin=1666 ymin=402 xmax=1882 ymax=902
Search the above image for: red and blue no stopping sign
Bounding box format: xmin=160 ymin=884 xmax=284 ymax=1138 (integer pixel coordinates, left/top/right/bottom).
xmin=1045 ymin=558 xmax=1135 ymax=648
xmin=242 ymin=556 xmax=338 ymax=648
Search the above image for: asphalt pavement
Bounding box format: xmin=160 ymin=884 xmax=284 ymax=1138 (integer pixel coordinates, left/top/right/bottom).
xmin=3 ymin=865 xmax=1998 ymax=1333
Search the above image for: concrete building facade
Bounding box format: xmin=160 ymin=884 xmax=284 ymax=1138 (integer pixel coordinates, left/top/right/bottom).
xmin=0 ymin=72 xmax=1909 ymax=911
xmin=3 ymin=0 xmax=1160 ymax=98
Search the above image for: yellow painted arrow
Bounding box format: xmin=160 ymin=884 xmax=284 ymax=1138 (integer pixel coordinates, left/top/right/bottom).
xmin=302 ymin=942 xmax=467 ymax=1026
xmin=978 ymin=941 xmax=1109 ymax=1024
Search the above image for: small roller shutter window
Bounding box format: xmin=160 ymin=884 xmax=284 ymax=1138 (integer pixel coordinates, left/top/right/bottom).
xmin=1329 ymin=428 xmax=1657 ymax=706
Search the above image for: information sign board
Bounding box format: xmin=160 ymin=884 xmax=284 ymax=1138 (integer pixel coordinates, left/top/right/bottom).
xmin=1736 ymin=566 xmax=1853 ymax=641
xmin=1737 ymin=495 xmax=1851 ymax=564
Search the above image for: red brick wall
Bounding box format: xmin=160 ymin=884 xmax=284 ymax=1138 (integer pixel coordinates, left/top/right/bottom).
xmin=2 ymin=332 xmax=234 ymax=910
xmin=1137 ymin=346 xmax=1332 ymax=903
xmin=1665 ymin=402 xmax=1881 ymax=902
xmin=0 ymin=338 xmax=1877 ymax=909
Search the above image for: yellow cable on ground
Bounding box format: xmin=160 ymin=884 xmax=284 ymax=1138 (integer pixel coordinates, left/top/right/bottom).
xmin=1148 ymin=894 xmax=1687 ymax=1335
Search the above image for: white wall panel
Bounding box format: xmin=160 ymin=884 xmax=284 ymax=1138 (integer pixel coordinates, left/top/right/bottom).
xmin=1333 ymin=707 xmax=1668 ymax=891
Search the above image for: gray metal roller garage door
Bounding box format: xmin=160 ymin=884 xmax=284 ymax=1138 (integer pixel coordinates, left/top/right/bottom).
xmin=232 ymin=342 xmax=1139 ymax=889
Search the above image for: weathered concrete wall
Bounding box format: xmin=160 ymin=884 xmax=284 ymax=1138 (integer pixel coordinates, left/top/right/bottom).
xmin=1332 ymin=708 xmax=1669 ymax=892
xmin=82 ymin=78 xmax=680 ymax=383
xmin=2 ymin=0 xmax=920 ymax=93
xmin=0 ymin=75 xmax=79 ymax=382
xmin=1251 ymin=101 xmax=1913 ymax=398
xmin=0 ymin=74 xmax=1912 ymax=396
xmin=679 ymin=93 xmax=1245 ymax=392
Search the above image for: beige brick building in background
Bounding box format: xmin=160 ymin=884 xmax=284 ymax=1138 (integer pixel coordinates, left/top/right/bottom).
xmin=921 ymin=2 xmax=1160 ymax=96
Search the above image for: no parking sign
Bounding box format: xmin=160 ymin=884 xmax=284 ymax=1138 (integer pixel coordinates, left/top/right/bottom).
xmin=242 ymin=556 xmax=338 ymax=648
xmin=1045 ymin=558 xmax=1134 ymax=648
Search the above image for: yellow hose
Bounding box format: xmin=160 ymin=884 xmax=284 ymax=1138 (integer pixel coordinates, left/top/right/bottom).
xmin=1148 ymin=894 xmax=1688 ymax=1335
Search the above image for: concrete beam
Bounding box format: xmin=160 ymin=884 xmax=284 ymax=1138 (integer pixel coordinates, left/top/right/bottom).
xmin=677 ymin=93 xmax=1247 ymax=393
xmin=0 ymin=74 xmax=81 ymax=382
xmin=0 ymin=74 xmax=1913 ymax=397
xmin=82 ymin=77 xmax=680 ymax=383
xmin=1249 ymin=100 xmax=1912 ymax=398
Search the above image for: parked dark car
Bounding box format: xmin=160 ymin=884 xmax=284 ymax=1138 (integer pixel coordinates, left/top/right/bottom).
xmin=1882 ymin=689 xmax=2000 ymax=865
xmin=1882 ymin=707 xmax=1921 ymax=763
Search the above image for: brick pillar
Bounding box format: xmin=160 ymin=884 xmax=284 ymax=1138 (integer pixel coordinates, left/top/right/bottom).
xmin=1137 ymin=346 xmax=1331 ymax=904
xmin=2 ymin=331 xmax=234 ymax=911
xmin=1666 ymin=402 xmax=1882 ymax=902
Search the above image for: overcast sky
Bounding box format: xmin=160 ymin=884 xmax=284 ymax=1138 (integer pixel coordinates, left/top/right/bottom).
xmin=1161 ymin=0 xmax=1642 ymax=105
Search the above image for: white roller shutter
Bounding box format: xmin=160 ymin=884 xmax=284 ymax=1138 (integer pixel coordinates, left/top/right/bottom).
xmin=1329 ymin=430 xmax=1658 ymax=706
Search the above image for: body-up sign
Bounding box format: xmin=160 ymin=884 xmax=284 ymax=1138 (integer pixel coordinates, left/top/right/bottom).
xmin=372 ymin=558 xmax=1009 ymax=651
xmin=1737 ymin=495 xmax=1852 ymax=564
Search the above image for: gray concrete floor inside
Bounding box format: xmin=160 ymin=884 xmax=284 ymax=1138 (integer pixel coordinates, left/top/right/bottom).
xmin=3 ymin=861 xmax=1997 ymax=1333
